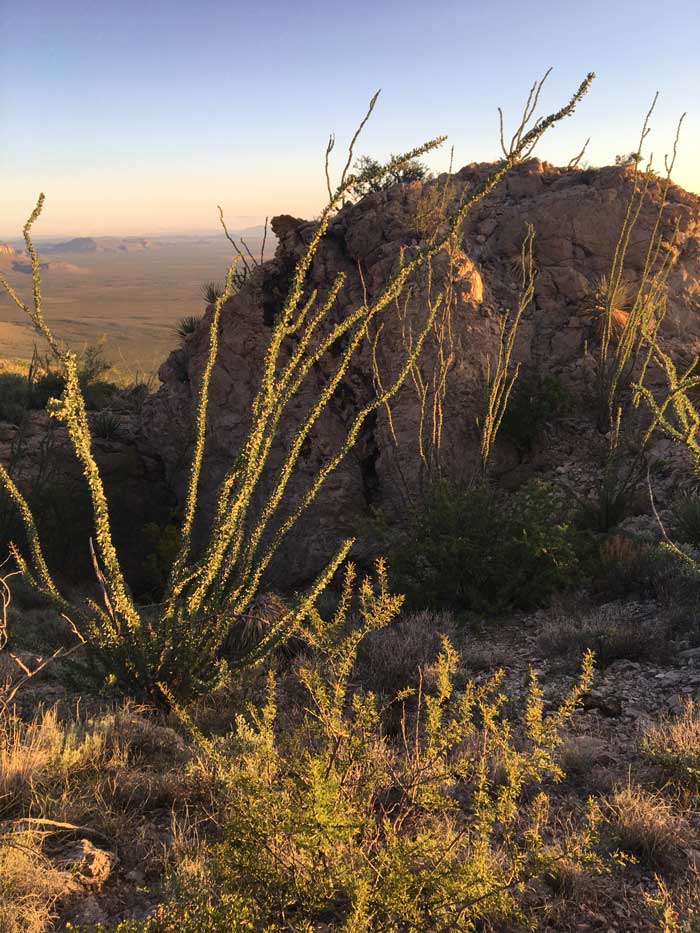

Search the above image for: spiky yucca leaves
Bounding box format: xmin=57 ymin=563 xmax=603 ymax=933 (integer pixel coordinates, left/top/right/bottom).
xmin=201 ymin=281 xmax=224 ymax=305
xmin=0 ymin=75 xmax=595 ymax=703
xmin=176 ymin=315 xmax=199 ymax=339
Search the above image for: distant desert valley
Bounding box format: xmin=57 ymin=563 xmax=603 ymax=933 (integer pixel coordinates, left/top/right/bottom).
xmin=0 ymin=229 xmax=272 ymax=376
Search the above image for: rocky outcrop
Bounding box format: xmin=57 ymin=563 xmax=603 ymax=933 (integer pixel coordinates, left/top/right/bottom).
xmin=0 ymin=243 xmax=17 ymax=259
xmin=141 ymin=160 xmax=700 ymax=583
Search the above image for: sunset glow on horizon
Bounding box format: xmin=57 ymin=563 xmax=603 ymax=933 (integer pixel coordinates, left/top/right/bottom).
xmin=2 ymin=0 xmax=698 ymax=238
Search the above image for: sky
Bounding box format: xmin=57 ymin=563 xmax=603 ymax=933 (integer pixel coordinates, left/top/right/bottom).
xmin=1 ymin=0 xmax=699 ymax=237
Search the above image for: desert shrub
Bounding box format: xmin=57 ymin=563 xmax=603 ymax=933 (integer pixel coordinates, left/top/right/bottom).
xmin=537 ymin=603 xmax=669 ymax=670
xmin=477 ymin=227 xmax=534 ymax=474
xmin=78 ymin=341 xmax=111 ymax=385
xmin=499 ymin=372 xmax=571 ymax=452
xmin=590 ymin=533 xmax=691 ymax=602
xmin=388 ymin=479 xmax=583 ymax=613
xmin=595 ymin=102 xmax=682 ymax=431
xmin=0 ymin=345 xmax=116 ymax=421
xmin=31 ymin=370 xmax=66 ymax=410
xmin=354 ymin=608 xmax=458 ymax=696
xmin=576 ymin=441 xmax=645 ymax=533
xmin=670 ymin=492 xmax=700 ymax=548
xmin=140 ymin=519 xmax=183 ymax=598
xmin=0 ymin=373 xmax=32 ymax=425
xmin=349 ymin=154 xmax=430 ymax=199
xmin=140 ymin=563 xmax=597 ymax=932
xmin=642 ymin=701 xmax=700 ymax=789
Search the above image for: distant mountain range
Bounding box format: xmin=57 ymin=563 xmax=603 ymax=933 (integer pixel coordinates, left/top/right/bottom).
xmin=10 ymin=227 xmax=270 ymax=246
xmin=0 ymin=227 xmax=275 ymax=259
xmin=40 ymin=236 xmax=161 ymax=254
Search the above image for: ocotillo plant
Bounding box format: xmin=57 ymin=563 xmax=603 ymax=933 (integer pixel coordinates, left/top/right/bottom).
xmin=0 ymin=73 xmax=594 ymax=703
xmin=478 ymin=224 xmax=535 ymax=475
xmin=594 ymin=97 xmax=686 ymax=431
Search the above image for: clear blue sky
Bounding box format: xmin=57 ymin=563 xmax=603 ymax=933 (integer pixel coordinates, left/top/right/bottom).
xmin=1 ymin=0 xmax=698 ymax=236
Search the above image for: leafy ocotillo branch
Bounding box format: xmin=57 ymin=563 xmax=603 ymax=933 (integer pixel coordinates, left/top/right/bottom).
xmin=0 ymin=72 xmax=595 ymax=703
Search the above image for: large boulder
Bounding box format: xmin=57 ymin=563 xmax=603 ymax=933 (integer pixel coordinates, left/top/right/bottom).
xmin=140 ymin=160 xmax=700 ymax=584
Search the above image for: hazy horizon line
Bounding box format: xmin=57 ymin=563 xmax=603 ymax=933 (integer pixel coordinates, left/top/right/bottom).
xmin=0 ymin=227 xmax=273 ymax=244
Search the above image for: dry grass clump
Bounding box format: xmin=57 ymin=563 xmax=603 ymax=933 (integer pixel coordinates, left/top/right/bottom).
xmin=537 ymin=604 xmax=668 ymax=670
xmin=643 ymin=700 xmax=700 ymax=788
xmin=353 ymin=608 xmax=458 ymax=694
xmin=604 ymin=785 xmax=690 ymax=871
xmin=0 ymin=701 xmax=196 ymax=930
xmin=0 ymin=707 xmax=110 ymax=815
xmin=0 ymin=829 xmax=76 ymax=933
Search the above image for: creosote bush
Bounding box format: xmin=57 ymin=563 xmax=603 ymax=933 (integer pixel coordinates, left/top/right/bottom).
xmin=670 ymin=492 xmax=700 ymax=549
xmin=127 ymin=562 xmax=598 ymax=932
xmin=499 ymin=371 xmax=570 ymax=453
xmin=387 ymin=479 xmax=583 ymax=613
xmin=0 ymin=72 xmax=596 ymax=704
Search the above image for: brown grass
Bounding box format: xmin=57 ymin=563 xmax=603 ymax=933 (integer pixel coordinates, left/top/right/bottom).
xmin=605 ymin=784 xmax=691 ymax=871
xmin=643 ymin=700 xmax=700 ymax=789
xmin=0 ymin=829 xmax=79 ymax=933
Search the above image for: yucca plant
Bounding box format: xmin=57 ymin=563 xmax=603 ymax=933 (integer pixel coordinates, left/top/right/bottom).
xmin=0 ymin=74 xmax=595 ymax=704
xmin=92 ymin=410 xmax=121 ymax=441
xmin=201 ymin=281 xmax=224 ymax=305
xmin=176 ymin=315 xmax=199 ymax=340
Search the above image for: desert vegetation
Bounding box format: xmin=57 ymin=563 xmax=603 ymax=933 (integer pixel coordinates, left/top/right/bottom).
xmin=2 ymin=69 xmax=700 ymax=932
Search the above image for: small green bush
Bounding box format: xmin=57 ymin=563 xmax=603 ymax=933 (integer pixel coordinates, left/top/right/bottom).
xmin=499 ymin=372 xmax=570 ymax=452
xmin=350 ymin=154 xmax=430 ymax=199
xmin=141 ymin=520 xmax=183 ymax=598
xmin=670 ymin=492 xmax=700 ymax=549
xmin=0 ymin=373 xmax=31 ymax=425
xmin=0 ymin=345 xmax=116 ymax=424
xmin=387 ymin=479 xmax=582 ymax=613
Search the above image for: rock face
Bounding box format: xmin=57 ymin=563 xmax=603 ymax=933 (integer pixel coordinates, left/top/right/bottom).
xmin=141 ymin=160 xmax=700 ymax=583
xmin=0 ymin=408 xmax=174 ymax=590
xmin=0 ymin=243 xmax=17 ymax=257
